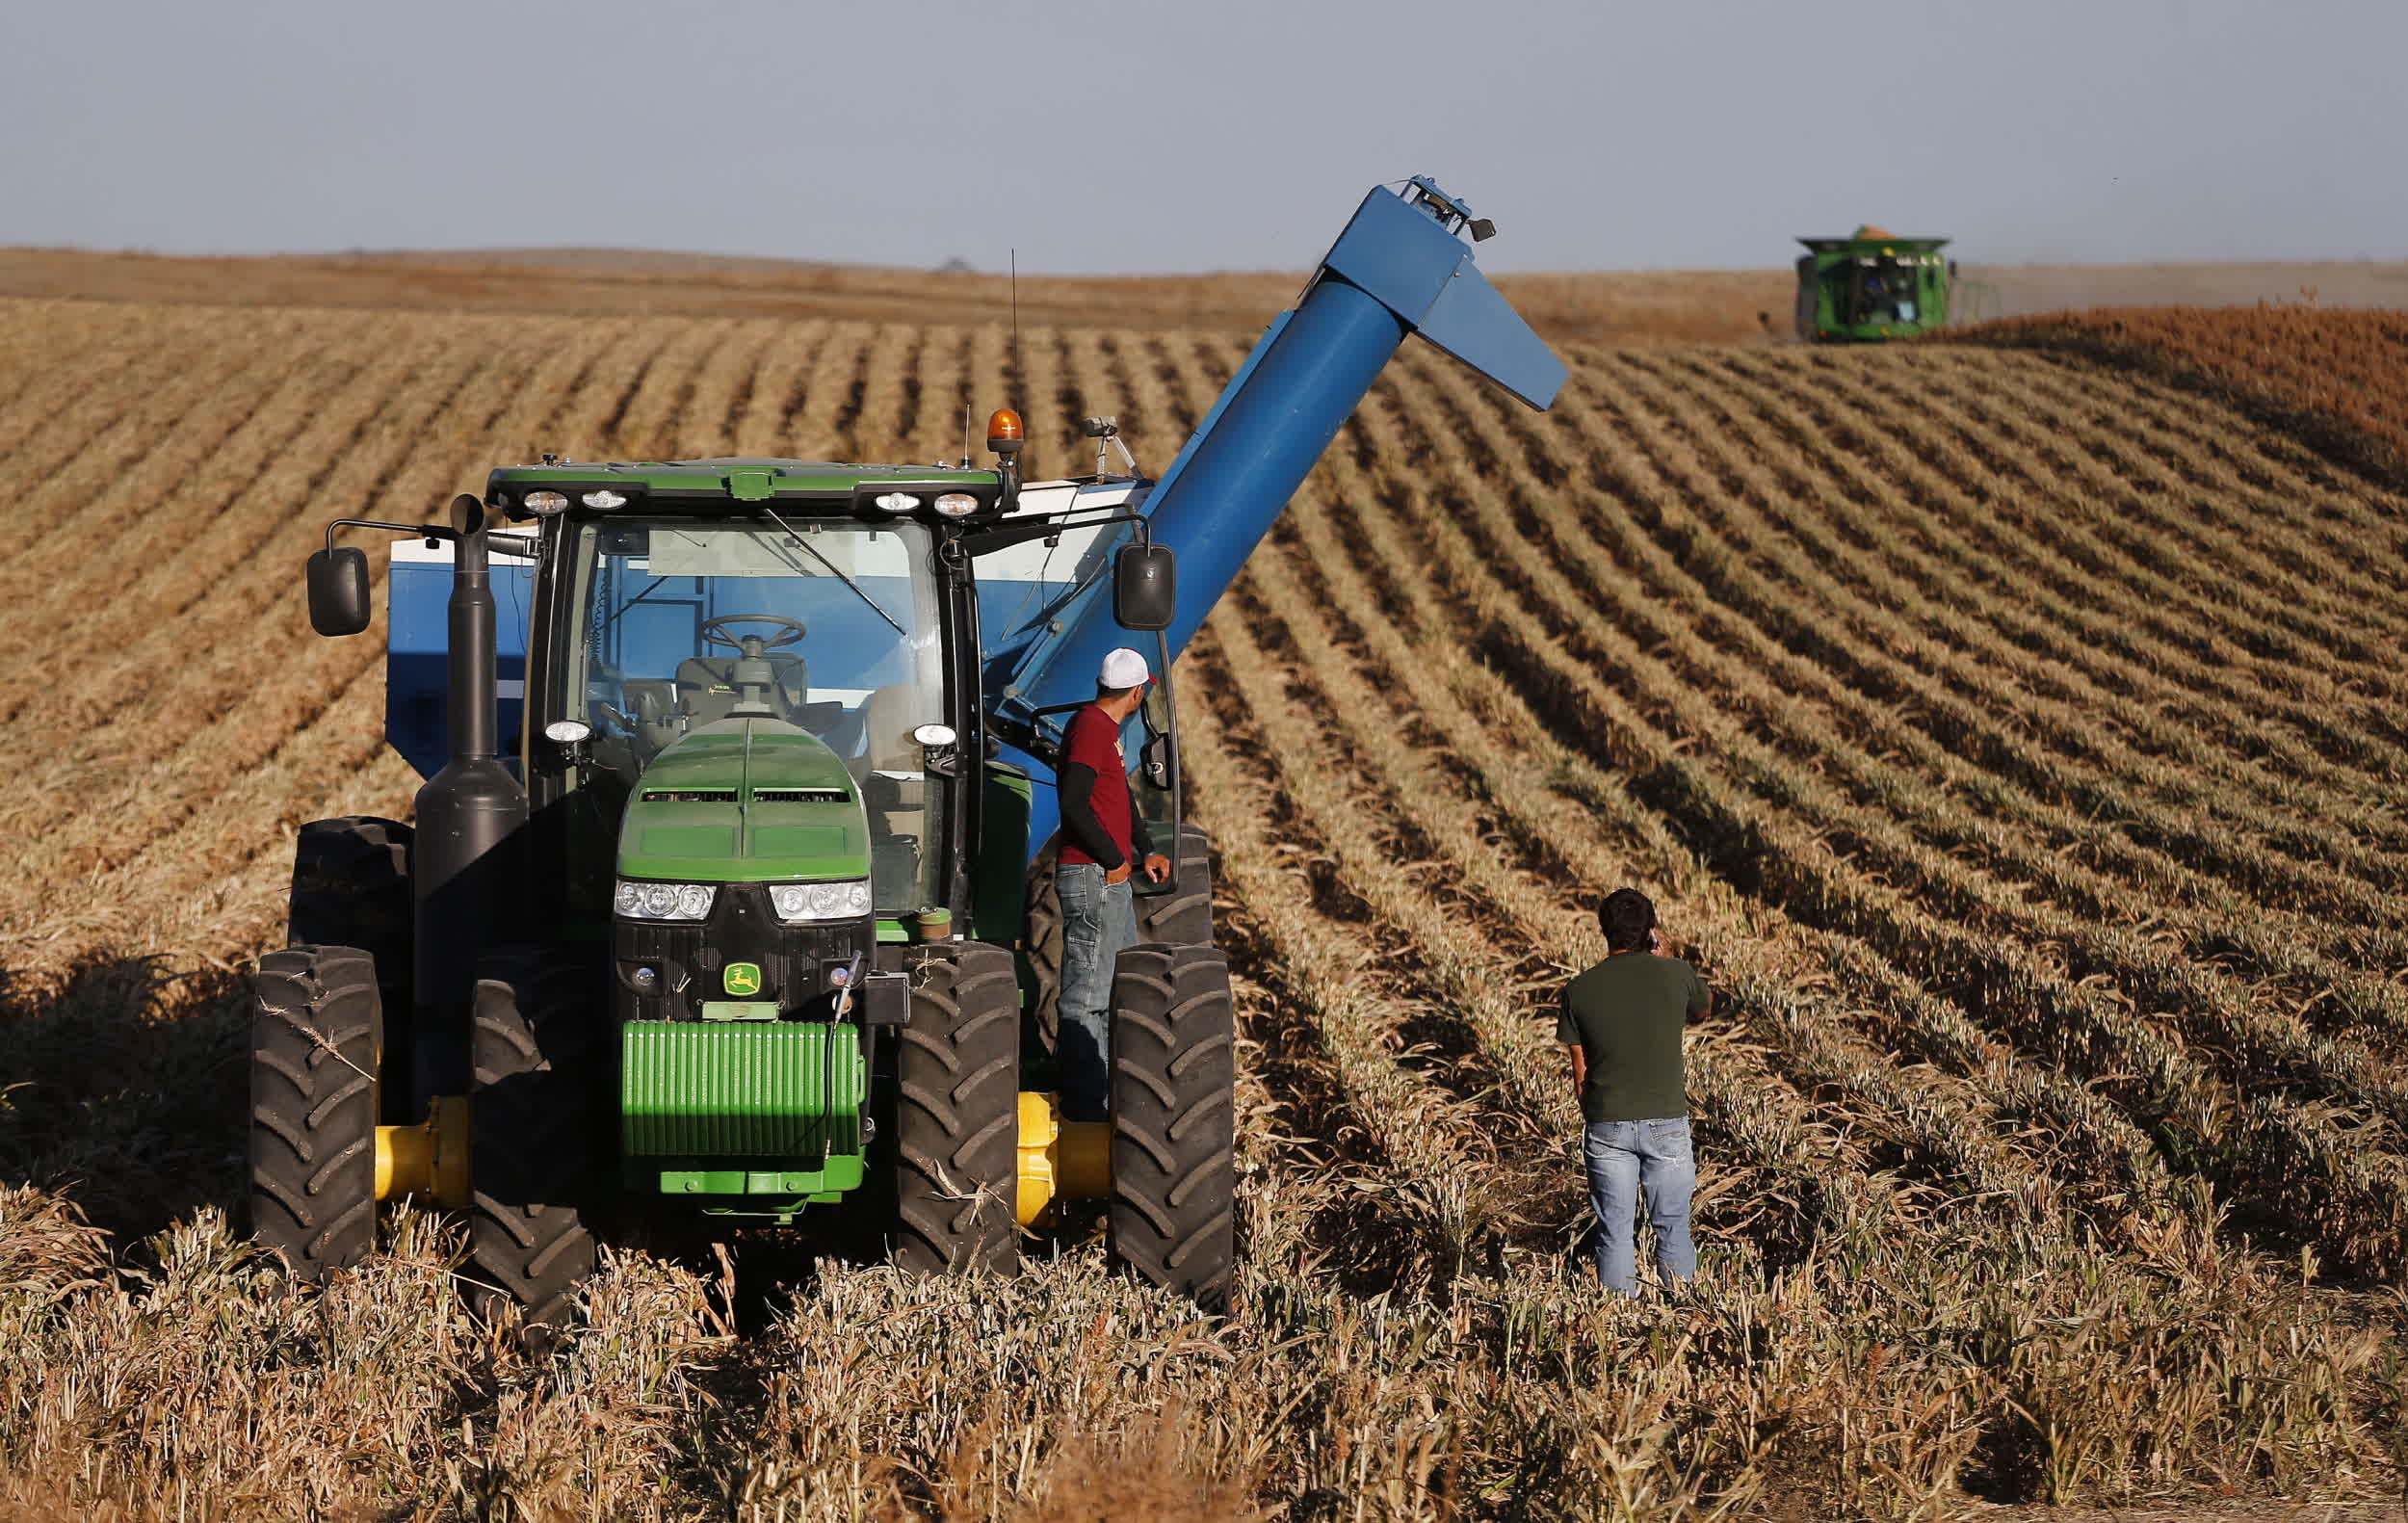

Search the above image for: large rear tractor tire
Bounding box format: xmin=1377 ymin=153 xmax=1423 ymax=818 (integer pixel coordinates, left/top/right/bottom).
xmin=288 ymin=816 xmax=412 ymax=963
xmin=467 ymin=945 xmax=603 ymax=1342
xmin=1109 ymin=943 xmax=1236 ymax=1310
xmin=1027 ymin=824 xmax=1214 ymax=1049
xmin=883 ymin=940 xmax=1020 ymax=1275
xmin=249 ymin=946 xmax=382 ymax=1282
xmin=1138 ymin=824 xmax=1216 ymax=948
xmin=288 ymin=816 xmax=414 ymax=1121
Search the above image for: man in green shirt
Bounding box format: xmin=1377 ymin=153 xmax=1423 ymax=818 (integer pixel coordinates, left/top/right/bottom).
xmin=1557 ymin=887 xmax=1711 ymax=1295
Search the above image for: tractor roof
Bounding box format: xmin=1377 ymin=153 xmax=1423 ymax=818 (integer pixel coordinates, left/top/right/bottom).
xmin=490 ymin=457 xmax=999 ymax=493
xmin=485 ymin=457 xmax=1008 ymax=521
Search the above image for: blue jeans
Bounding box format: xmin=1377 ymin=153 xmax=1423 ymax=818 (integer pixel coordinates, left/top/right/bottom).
xmin=1057 ymin=862 xmax=1138 ymax=1122
xmin=1584 ymin=1117 xmax=1697 ymax=1295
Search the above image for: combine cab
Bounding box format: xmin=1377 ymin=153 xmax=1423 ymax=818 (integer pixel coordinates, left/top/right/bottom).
xmin=249 ymin=177 xmax=1565 ymax=1330
xmin=1795 ymin=225 xmax=1954 ymax=342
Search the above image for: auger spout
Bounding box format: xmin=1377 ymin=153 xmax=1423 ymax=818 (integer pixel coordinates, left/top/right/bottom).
xmin=987 ymin=177 xmax=1566 ymax=859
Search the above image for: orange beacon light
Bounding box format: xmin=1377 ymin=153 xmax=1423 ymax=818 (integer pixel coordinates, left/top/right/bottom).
xmin=986 ymin=408 xmax=1025 ymax=455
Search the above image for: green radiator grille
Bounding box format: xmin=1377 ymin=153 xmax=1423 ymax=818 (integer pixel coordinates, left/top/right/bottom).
xmin=621 ymin=1022 xmax=863 ymax=1157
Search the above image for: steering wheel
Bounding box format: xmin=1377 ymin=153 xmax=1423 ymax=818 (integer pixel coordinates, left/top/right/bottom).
xmin=701 ymin=614 xmax=806 ymax=650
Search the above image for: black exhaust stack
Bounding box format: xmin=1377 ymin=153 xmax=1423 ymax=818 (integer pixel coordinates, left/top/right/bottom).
xmin=410 ymin=495 xmax=528 ymax=1111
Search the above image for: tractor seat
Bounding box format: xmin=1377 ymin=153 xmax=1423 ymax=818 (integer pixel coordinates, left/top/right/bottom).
xmin=623 ymin=678 xmax=681 ymax=756
xmin=674 ymin=654 xmax=808 ymax=728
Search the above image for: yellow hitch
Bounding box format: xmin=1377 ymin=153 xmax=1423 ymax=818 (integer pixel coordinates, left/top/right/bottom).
xmin=374 ymin=1094 xmax=472 ymax=1208
xmin=1014 ymin=1091 xmax=1112 ymax=1224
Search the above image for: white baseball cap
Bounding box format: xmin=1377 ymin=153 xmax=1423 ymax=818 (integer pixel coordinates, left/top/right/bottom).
xmin=1100 ymin=647 xmax=1151 ymax=689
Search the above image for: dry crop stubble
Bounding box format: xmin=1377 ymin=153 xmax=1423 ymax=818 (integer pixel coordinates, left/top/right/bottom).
xmin=1952 ymin=307 xmax=2408 ymax=486
xmin=1865 ymin=363 xmax=2408 ymax=805
xmin=1603 ymin=353 xmax=2408 ymax=1099
xmin=1877 ymin=354 xmax=2408 ymax=664
xmin=1368 ymin=352 xmax=2398 ymax=1262
xmin=1426 ymin=376 xmax=2194 ymax=1221
xmin=2 ymin=286 xmax=2405 ymax=1516
xmin=1227 ymin=347 xmax=2147 ymax=1277
xmin=1165 ymin=342 xmax=2389 ymax=1503
xmin=1723 ymin=349 xmax=2408 ymax=775
xmin=1582 ymin=348 xmax=2408 ymax=932
xmin=1565 ymin=355 xmax=2394 ymax=1021
xmin=1339 ymin=356 xmax=2170 ymax=1234
xmin=1469 ymin=357 xmax=2408 ymax=1273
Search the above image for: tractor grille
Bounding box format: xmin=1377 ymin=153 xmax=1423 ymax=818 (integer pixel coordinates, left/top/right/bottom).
xmin=621 ymin=1022 xmax=863 ymax=1156
xmin=614 ymin=881 xmax=869 ymax=1022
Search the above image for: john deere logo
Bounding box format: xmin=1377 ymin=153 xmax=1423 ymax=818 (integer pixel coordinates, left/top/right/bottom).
xmin=722 ymin=962 xmax=763 ymax=997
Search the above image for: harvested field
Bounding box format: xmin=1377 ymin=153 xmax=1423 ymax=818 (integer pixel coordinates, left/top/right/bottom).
xmin=1953 ymin=306 xmax=2408 ymax=486
xmin=2 ymin=279 xmax=2406 ymax=1519
xmin=0 ymin=247 xmax=1792 ymax=346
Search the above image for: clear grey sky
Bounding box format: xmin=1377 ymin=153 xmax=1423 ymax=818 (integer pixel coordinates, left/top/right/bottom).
xmin=5 ymin=0 xmax=2398 ymax=275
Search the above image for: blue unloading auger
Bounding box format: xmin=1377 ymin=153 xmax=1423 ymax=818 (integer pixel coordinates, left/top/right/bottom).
xmin=985 ymin=176 xmax=1569 ymax=862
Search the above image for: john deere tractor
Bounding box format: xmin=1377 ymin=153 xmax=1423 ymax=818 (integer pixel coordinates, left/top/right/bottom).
xmin=249 ymin=177 xmax=1564 ymax=1328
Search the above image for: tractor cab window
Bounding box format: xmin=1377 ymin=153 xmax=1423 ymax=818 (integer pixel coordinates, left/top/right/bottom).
xmin=562 ymin=516 xmax=951 ymax=913
xmin=1850 ymin=258 xmax=1921 ymax=325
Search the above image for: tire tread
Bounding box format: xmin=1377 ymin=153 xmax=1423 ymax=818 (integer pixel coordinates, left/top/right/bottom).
xmin=466 ymin=945 xmax=601 ymax=1342
xmin=883 ymin=941 xmax=1020 ymax=1275
xmin=248 ymin=944 xmax=381 ymax=1281
xmin=1109 ymin=943 xmax=1235 ymax=1309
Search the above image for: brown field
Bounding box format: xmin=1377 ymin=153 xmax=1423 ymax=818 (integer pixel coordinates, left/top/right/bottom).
xmin=2 ymin=258 xmax=2407 ymax=1520
xmin=0 ymin=245 xmax=1790 ymax=346
xmin=1954 ymin=306 xmax=2408 ymax=486
xmin=7 ymin=243 xmax=2400 ymax=348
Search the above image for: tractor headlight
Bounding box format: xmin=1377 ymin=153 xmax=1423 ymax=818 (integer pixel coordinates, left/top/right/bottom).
xmin=769 ymin=880 xmax=873 ymax=923
xmin=614 ymin=880 xmax=717 ymax=921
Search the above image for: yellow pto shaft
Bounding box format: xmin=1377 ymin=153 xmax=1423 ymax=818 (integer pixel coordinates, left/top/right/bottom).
xmin=373 ymin=1094 xmax=472 ymax=1208
xmin=1015 ymin=1091 xmax=1111 ymax=1224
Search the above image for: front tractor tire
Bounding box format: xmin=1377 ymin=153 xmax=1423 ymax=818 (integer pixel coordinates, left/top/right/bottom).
xmin=884 ymin=940 xmax=1021 ymax=1275
xmin=249 ymin=946 xmax=382 ymax=1282
xmin=1109 ymin=943 xmax=1236 ymax=1310
xmin=467 ymin=946 xmax=603 ymax=1339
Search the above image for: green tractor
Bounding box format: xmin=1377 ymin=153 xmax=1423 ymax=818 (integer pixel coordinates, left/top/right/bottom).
xmin=247 ymin=178 xmax=1566 ymax=1330
xmin=1793 ymin=225 xmax=1957 ymax=342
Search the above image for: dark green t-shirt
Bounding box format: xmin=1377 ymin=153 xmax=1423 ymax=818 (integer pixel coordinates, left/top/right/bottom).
xmin=1555 ymin=953 xmax=1709 ymax=1123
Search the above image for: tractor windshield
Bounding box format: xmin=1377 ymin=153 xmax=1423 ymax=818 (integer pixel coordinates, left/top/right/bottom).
xmin=562 ymin=515 xmax=950 ymax=914
xmin=1849 ymin=258 xmax=1921 ymax=326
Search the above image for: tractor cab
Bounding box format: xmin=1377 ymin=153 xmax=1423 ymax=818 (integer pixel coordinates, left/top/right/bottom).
xmin=434 ymin=463 xmax=1001 ymax=993
xmin=529 ymin=489 xmax=965 ymax=941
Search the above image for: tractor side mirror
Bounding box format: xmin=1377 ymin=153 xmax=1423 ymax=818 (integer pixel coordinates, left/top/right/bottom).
xmin=306 ymin=546 xmax=372 ymax=637
xmin=1113 ymin=542 xmax=1175 ymax=632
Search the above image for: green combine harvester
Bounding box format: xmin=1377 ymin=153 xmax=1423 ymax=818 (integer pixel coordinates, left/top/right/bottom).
xmin=1793 ymin=225 xmax=1957 ymax=342
xmin=249 ymin=177 xmax=1566 ymax=1332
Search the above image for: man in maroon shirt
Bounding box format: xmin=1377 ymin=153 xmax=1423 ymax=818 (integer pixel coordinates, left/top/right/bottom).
xmin=1056 ymin=646 xmax=1172 ymax=1121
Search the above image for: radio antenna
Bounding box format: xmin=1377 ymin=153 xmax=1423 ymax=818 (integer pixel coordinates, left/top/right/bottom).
xmin=1008 ymin=248 xmax=1019 ymax=410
